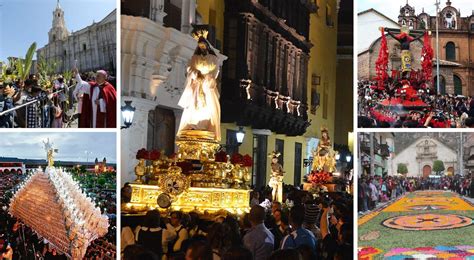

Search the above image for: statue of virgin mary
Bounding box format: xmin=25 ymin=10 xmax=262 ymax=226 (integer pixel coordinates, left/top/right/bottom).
xmin=177 ymin=35 xmax=221 ymax=141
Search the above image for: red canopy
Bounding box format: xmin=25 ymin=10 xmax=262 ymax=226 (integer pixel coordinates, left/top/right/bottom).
xmin=380 ymin=98 xmax=428 ymax=108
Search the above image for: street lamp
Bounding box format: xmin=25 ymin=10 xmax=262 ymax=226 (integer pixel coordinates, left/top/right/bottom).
xmin=236 ymin=126 xmax=245 ymax=145
xmin=346 ymin=155 xmax=352 ymax=163
xmin=121 ymin=100 xmax=136 ymax=129
xmin=335 ymin=153 xmax=341 ymax=161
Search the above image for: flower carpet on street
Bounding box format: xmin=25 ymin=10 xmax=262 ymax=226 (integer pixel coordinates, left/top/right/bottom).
xmin=359 ymin=191 xmax=474 ymax=259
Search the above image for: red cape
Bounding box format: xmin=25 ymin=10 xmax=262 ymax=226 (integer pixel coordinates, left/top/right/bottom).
xmin=395 ymin=32 xmax=414 ymax=41
xmin=79 ymin=94 xmax=92 ymax=128
xmin=82 ymin=81 xmax=117 ymax=128
xmin=93 ymin=82 xmax=117 ymax=128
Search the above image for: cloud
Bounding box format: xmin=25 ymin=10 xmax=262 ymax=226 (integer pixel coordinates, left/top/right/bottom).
xmin=0 ymin=132 xmax=117 ymax=163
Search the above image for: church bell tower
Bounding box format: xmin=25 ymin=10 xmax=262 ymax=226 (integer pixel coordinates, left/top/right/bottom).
xmin=48 ymin=0 xmax=69 ymax=42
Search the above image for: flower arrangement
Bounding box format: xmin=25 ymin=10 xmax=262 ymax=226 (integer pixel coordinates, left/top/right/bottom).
xmin=136 ymin=148 xmax=149 ymax=160
xmin=242 ymin=154 xmax=253 ymax=167
xmin=215 ymin=151 xmax=228 ymax=163
xmin=228 ymin=153 xmax=253 ymax=167
xmin=9 ymin=167 xmax=109 ymax=259
xmin=230 ymin=153 xmax=243 ymax=165
xmin=149 ymin=150 xmax=161 ymax=161
xmin=307 ymin=170 xmax=331 ymax=185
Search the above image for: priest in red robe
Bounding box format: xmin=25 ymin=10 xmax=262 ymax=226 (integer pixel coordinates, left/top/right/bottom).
xmin=73 ymin=69 xmax=116 ymax=128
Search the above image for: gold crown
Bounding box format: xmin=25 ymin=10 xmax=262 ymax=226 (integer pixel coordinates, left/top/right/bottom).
xmin=192 ymin=29 xmax=209 ymax=40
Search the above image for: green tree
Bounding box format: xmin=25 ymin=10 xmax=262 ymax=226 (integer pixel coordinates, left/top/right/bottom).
xmin=397 ymin=163 xmax=408 ymax=175
xmin=97 ymin=177 xmax=106 ymax=186
xmin=432 ymin=160 xmax=445 ymax=175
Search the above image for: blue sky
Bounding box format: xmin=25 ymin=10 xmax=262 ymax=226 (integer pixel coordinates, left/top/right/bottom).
xmin=0 ymin=132 xmax=117 ymax=163
xmin=358 ymin=0 xmax=473 ymax=22
xmin=0 ymin=0 xmax=116 ymax=61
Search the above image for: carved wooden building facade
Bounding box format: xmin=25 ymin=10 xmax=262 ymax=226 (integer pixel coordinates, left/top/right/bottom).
xmin=221 ymin=0 xmax=316 ymax=136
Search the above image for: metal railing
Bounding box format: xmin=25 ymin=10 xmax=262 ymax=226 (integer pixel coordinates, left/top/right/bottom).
xmin=0 ymin=86 xmax=74 ymax=128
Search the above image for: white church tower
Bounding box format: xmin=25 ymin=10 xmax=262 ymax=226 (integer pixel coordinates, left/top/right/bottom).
xmin=48 ymin=0 xmax=69 ymax=42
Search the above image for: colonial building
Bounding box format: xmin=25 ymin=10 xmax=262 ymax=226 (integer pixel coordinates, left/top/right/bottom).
xmin=120 ymin=0 xmax=346 ymax=188
xmin=357 ymin=9 xmax=400 ymax=54
xmin=462 ymin=133 xmax=474 ymax=175
xmin=391 ymin=136 xmax=457 ymax=178
xmin=359 ymin=132 xmax=394 ymax=177
xmin=335 ymin=0 xmax=353 ymax=149
xmin=120 ymin=0 xmax=222 ymax=185
xmin=37 ymin=1 xmax=116 ymax=74
xmin=359 ymin=0 xmax=474 ymax=95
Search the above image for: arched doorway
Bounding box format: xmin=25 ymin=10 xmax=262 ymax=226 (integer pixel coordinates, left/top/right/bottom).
xmin=453 ymin=75 xmax=462 ymax=95
xmin=148 ymin=107 xmax=176 ymax=156
xmin=434 ymin=75 xmax=446 ymax=94
xmin=422 ymin=165 xmax=432 ymax=179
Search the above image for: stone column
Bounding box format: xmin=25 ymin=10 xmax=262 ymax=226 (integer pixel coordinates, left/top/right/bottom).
xmin=121 ymin=96 xmax=157 ymax=185
xmin=181 ymin=0 xmax=196 ymax=34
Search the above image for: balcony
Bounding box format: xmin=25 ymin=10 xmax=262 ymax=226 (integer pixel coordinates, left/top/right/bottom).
xmin=359 ymin=136 xmax=381 ymax=155
xmin=380 ymin=144 xmax=390 ymax=158
xmin=221 ymin=0 xmax=312 ymax=136
xmin=221 ymin=82 xmax=310 ymax=135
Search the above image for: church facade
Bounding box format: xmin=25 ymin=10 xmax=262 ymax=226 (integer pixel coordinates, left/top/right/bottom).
xmin=391 ymin=136 xmax=457 ymax=178
xmin=359 ymin=0 xmax=474 ymax=95
xmin=36 ymin=1 xmax=116 ymax=74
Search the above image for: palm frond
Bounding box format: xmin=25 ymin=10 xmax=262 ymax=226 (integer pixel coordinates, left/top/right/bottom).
xmin=16 ymin=58 xmax=24 ymax=80
xmin=21 ymin=42 xmax=37 ymax=80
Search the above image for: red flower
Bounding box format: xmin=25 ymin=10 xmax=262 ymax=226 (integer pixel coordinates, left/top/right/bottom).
xmin=374 ymin=28 xmax=388 ymax=89
xmin=242 ymin=154 xmax=253 ymax=167
xmin=136 ymin=148 xmax=149 ymax=160
xmin=149 ymin=150 xmax=161 ymax=160
xmin=215 ymin=151 xmax=228 ymax=163
xmin=230 ymin=153 xmax=243 ymax=165
xmin=421 ymin=32 xmax=433 ymax=82
xmin=308 ymin=170 xmax=331 ymax=185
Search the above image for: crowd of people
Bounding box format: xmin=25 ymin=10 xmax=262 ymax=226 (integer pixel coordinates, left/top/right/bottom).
xmin=0 ymin=169 xmax=117 ymax=259
xmin=358 ymin=174 xmax=474 ymax=213
xmin=121 ymin=186 xmax=353 ymax=260
xmin=358 ymin=80 xmax=474 ymax=128
xmin=0 ymin=68 xmax=116 ymax=128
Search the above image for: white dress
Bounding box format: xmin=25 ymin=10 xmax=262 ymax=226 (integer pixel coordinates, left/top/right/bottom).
xmin=177 ymin=54 xmax=221 ymax=141
xmin=73 ymin=73 xmax=90 ymax=114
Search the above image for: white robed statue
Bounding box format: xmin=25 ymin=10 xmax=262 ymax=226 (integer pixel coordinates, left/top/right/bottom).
xmin=177 ymin=34 xmax=221 ymax=141
xmin=42 ymin=138 xmax=56 ymax=167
